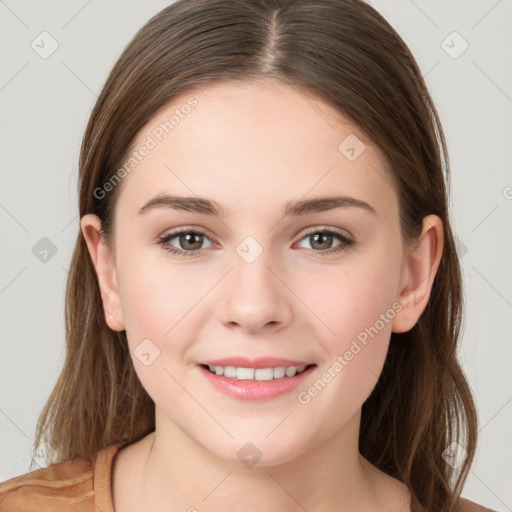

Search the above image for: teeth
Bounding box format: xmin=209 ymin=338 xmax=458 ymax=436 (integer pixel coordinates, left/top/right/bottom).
xmin=223 ymin=366 xmax=237 ymax=378
xmin=255 ymin=368 xmax=274 ymax=380
xmin=273 ymin=367 xmax=286 ymax=379
xmin=206 ymin=364 xmax=309 ymax=381
xmin=237 ymin=367 xmax=255 ymax=380
xmin=285 ymin=366 xmax=297 ymax=377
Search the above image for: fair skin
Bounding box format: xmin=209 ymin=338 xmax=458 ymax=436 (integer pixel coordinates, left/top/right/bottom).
xmin=81 ymin=80 xmax=444 ymax=512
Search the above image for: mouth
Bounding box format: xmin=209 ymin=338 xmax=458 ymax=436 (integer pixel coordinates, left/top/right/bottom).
xmin=197 ymin=361 xmax=317 ymax=401
xmin=200 ymin=363 xmax=316 ymax=381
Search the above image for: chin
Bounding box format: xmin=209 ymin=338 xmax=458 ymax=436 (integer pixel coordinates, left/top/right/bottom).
xmin=204 ymin=434 xmax=308 ymax=469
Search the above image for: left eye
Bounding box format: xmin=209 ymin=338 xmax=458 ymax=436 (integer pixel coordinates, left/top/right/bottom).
xmin=158 ymin=227 xmax=355 ymax=257
xmin=158 ymin=230 xmax=214 ymax=257
xmin=296 ymin=228 xmax=354 ymax=253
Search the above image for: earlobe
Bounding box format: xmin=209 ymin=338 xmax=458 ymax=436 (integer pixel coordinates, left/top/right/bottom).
xmin=392 ymin=215 xmax=444 ymax=334
xmin=80 ymin=214 xmax=125 ymax=331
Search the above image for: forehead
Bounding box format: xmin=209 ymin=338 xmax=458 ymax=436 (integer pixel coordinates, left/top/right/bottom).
xmin=116 ymin=80 xmax=396 ymax=218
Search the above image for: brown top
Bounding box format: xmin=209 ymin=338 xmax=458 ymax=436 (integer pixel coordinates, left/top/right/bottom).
xmin=0 ymin=443 xmax=125 ymax=511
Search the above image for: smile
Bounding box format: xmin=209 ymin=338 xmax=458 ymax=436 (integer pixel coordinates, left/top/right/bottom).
xmin=202 ymin=364 xmax=313 ymax=381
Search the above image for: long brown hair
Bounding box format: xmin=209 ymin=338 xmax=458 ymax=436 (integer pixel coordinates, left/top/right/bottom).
xmin=33 ymin=1 xmax=478 ymax=510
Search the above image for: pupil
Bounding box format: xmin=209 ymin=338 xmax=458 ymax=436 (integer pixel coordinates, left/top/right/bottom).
xmin=182 ymin=233 xmax=202 ymax=250
xmin=313 ymin=233 xmax=331 ymax=250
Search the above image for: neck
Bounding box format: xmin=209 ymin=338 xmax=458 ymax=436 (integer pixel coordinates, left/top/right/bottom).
xmin=134 ymin=408 xmax=400 ymax=512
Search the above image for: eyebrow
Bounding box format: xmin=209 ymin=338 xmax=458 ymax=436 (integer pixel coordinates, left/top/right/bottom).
xmin=138 ymin=193 xmax=376 ymax=217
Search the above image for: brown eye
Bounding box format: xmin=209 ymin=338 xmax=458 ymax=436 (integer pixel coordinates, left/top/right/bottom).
xmin=296 ymin=228 xmax=355 ymax=255
xmin=309 ymin=232 xmax=334 ymax=250
xmin=158 ymin=229 xmax=213 ymax=257
xmin=177 ymin=232 xmax=204 ymax=250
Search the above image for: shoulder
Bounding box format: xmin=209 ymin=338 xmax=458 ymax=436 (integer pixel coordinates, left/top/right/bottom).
xmin=0 ymin=443 xmax=122 ymax=512
xmin=0 ymin=456 xmax=94 ymax=511
xmin=454 ymin=497 xmax=497 ymax=512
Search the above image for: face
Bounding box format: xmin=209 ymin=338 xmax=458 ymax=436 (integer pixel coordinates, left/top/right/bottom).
xmin=85 ymin=80 xmax=428 ymax=466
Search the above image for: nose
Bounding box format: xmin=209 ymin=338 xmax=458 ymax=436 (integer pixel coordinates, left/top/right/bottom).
xmin=217 ymin=246 xmax=293 ymax=335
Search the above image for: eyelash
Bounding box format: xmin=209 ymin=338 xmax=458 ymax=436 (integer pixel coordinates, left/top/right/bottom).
xmin=157 ymin=226 xmax=355 ymax=258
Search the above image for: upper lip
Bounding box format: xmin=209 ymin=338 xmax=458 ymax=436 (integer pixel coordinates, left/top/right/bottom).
xmin=198 ymin=357 xmax=315 ymax=369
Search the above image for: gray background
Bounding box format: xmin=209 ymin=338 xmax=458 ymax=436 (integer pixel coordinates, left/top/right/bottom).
xmin=0 ymin=1 xmax=510 ymax=509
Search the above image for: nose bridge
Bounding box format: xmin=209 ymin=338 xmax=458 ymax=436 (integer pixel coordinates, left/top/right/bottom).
xmin=219 ymin=233 xmax=292 ymax=332
xmin=234 ymin=235 xmax=275 ymax=291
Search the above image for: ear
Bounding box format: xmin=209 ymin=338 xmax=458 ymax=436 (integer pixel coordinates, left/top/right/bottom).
xmin=392 ymin=215 xmax=444 ymax=333
xmin=80 ymin=214 xmax=125 ymax=331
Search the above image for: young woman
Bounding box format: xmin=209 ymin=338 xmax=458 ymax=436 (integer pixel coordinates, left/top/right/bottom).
xmin=0 ymin=0 xmax=494 ymax=510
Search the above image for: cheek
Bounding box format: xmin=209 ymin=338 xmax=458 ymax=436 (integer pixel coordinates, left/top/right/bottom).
xmin=299 ymin=252 xmax=399 ymax=396
xmin=118 ymin=266 xmax=170 ymax=337
xmin=307 ymin=254 xmax=399 ymax=342
xmin=116 ymin=244 xmax=199 ymax=337
xmin=115 ymin=258 xmax=196 ymax=402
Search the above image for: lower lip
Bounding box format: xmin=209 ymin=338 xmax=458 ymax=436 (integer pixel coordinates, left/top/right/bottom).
xmin=197 ymin=365 xmax=316 ymax=401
